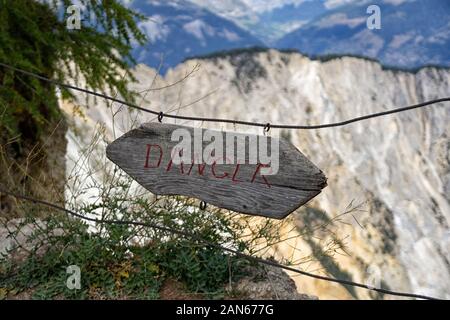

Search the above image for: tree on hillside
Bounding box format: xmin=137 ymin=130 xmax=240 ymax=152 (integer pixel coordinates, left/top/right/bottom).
xmin=0 ymin=0 xmax=147 ymax=214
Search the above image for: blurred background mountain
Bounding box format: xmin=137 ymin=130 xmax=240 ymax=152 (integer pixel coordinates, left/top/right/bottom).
xmin=127 ymin=0 xmax=450 ymax=73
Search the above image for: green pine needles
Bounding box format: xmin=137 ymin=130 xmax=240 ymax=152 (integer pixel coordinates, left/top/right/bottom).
xmin=0 ymin=0 xmax=147 ymax=141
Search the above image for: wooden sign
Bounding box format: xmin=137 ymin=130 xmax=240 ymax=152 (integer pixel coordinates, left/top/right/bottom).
xmin=106 ymin=123 xmax=327 ymax=219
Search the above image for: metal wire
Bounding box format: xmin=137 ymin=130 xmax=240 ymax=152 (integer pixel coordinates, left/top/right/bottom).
xmin=0 ymin=62 xmax=446 ymax=300
xmin=0 ymin=187 xmax=439 ymax=300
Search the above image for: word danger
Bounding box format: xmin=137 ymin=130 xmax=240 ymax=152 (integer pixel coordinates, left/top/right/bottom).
xmin=143 ymin=144 xmax=272 ymax=188
xmin=169 ymin=127 xmax=279 ymax=175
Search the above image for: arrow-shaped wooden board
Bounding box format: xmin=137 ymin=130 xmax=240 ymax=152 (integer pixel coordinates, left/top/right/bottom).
xmin=106 ymin=123 xmax=327 ymax=219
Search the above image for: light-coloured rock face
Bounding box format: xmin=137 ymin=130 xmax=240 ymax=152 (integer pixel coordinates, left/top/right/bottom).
xmin=64 ymin=49 xmax=450 ymax=299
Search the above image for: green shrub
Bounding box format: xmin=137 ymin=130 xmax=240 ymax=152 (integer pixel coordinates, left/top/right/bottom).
xmin=0 ymin=166 xmax=286 ymax=299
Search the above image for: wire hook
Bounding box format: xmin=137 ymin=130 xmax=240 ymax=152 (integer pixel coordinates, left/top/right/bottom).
xmin=263 ymin=123 xmax=271 ymax=136
xmin=158 ymin=111 xmax=164 ymax=123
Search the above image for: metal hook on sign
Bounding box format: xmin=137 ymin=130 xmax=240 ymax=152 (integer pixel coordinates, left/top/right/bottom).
xmin=158 ymin=111 xmax=164 ymax=123
xmin=263 ymin=123 xmax=271 ymax=136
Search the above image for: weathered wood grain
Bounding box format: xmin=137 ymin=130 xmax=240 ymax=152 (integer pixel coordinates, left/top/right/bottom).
xmin=106 ymin=123 xmax=327 ymax=219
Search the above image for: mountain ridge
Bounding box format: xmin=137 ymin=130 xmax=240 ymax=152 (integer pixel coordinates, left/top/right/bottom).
xmin=276 ymin=0 xmax=450 ymax=68
xmin=125 ymin=0 xmax=450 ymax=72
xmin=183 ymin=46 xmax=450 ymax=73
xmin=128 ymin=0 xmax=263 ymax=73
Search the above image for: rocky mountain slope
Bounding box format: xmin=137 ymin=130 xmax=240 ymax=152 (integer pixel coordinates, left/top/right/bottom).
xmin=126 ymin=0 xmax=450 ymax=71
xmin=63 ymin=49 xmax=450 ymax=299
